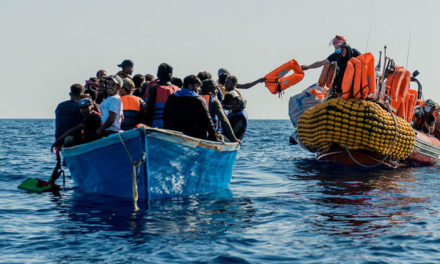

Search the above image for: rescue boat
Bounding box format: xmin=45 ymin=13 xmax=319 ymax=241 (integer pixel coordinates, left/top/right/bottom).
xmin=287 ymin=52 xmax=440 ymax=168
xmin=61 ymin=127 xmax=239 ymax=200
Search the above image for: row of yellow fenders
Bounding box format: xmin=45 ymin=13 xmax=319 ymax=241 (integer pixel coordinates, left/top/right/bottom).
xmin=297 ymin=97 xmax=415 ymax=160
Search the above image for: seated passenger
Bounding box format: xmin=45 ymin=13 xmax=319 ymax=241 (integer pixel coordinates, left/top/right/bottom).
xmin=199 ymin=79 xmax=240 ymax=143
xmin=413 ymin=99 xmax=437 ymax=134
xmin=52 ymin=98 xmax=102 ymax=150
xmin=97 ymin=75 xmax=123 ymax=137
xmin=164 ymin=75 xmax=218 ymax=141
xmin=54 ymin=84 xmax=84 ymax=146
xmin=120 ymin=78 xmax=146 ymax=130
xmin=144 ymin=63 xmax=179 ymax=128
xmin=227 ymin=96 xmax=248 ymax=140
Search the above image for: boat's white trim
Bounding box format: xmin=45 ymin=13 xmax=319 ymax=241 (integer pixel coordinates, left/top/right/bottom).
xmin=145 ymin=128 xmax=240 ymax=152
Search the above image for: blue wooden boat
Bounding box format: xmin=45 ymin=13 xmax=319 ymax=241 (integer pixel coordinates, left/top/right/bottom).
xmin=61 ymin=127 xmax=240 ymax=200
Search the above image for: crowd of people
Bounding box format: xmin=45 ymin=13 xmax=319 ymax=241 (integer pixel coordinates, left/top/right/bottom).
xmin=53 ymin=60 xmax=264 ymax=149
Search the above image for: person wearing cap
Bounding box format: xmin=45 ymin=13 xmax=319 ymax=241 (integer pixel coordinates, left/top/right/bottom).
xmin=52 ymin=98 xmax=102 ymax=150
xmin=199 ymin=79 xmax=240 ymax=143
xmin=144 ymin=63 xmax=180 ymax=128
xmin=97 ymin=75 xmax=124 ymax=136
xmin=54 ymin=84 xmax=84 ymax=147
xmin=116 ymin=59 xmax=134 ymax=79
xmin=413 ymin=99 xmax=437 ymax=134
xmin=120 ymin=78 xmax=146 ymax=130
xmin=164 ymin=75 xmax=218 ymax=141
xmin=301 ymin=35 xmax=361 ymax=94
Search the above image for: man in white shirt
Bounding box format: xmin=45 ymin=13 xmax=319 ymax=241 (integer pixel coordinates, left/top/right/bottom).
xmin=97 ymin=75 xmax=124 ymax=136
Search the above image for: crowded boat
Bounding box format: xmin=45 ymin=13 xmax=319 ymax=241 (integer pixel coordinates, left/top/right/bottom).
xmin=52 ymin=60 xmax=265 ymax=152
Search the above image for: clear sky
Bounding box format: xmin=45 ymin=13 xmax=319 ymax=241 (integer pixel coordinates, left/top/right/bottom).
xmin=1 ymin=0 xmax=439 ymax=119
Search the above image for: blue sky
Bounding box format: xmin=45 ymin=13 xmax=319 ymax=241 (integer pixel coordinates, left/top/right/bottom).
xmin=1 ymin=0 xmax=439 ymax=119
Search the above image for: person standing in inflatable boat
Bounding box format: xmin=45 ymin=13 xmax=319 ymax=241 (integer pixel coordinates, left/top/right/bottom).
xmin=301 ymin=35 xmax=361 ymax=95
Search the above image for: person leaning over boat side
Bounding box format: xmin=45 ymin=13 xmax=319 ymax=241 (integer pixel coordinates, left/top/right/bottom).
xmin=301 ymin=35 xmax=361 ymax=95
xmin=54 ymin=84 xmax=84 ymax=147
xmin=199 ymin=79 xmax=240 ymax=143
xmin=144 ymin=63 xmax=179 ymax=128
xmin=222 ymin=75 xmax=243 ymax=110
xmin=413 ymin=99 xmax=437 ymax=135
xmin=120 ymin=78 xmax=146 ymax=130
xmin=164 ymin=75 xmax=219 ymax=141
xmin=116 ymin=59 xmax=134 ymax=80
xmin=52 ymin=98 xmax=102 ymax=151
xmin=97 ymin=75 xmax=124 ymax=137
xmin=216 ymin=68 xmax=265 ymax=94
xmin=228 ymin=96 xmax=248 ymax=140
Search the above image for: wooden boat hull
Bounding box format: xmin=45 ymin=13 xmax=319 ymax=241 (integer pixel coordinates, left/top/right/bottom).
xmin=61 ymin=127 xmax=239 ymax=200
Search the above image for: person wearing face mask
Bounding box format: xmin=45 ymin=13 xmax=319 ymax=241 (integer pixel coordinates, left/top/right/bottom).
xmin=413 ymin=99 xmax=437 ymax=134
xmin=301 ymin=35 xmax=361 ymax=94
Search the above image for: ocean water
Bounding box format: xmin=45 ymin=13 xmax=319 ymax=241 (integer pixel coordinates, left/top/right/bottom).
xmin=1 ymin=119 xmax=440 ymax=264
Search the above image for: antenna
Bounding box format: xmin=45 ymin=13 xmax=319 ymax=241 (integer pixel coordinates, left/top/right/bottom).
xmin=405 ymin=29 xmax=412 ymax=69
xmin=365 ymin=23 xmax=373 ymax=52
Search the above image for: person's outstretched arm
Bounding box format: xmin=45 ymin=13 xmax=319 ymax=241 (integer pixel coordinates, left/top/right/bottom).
xmin=301 ymin=59 xmax=329 ymax=70
xmin=237 ymin=77 xmax=266 ymax=89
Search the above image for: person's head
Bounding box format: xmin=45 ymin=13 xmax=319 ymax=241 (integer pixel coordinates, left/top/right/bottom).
xmin=96 ymin=70 xmax=107 ymax=79
xmin=145 ymin=74 xmax=154 ymax=82
xmin=120 ymin=78 xmax=135 ymax=95
xmin=197 ymin=71 xmax=212 ymax=82
xmin=105 ymin=75 xmax=123 ymax=96
xmin=157 ymin=63 xmax=173 ymax=82
xmin=183 ymin=75 xmax=202 ymax=93
xmin=200 ymin=79 xmax=217 ymax=95
xmin=424 ymin=99 xmax=436 ymax=113
xmin=217 ymin=68 xmax=230 ymax=79
xmin=70 ymin=84 xmax=85 ymax=101
xmin=78 ymin=98 xmax=93 ymax=116
xmin=98 ymin=78 xmax=107 ymax=93
xmin=118 ymin=59 xmax=134 ymax=75
xmin=225 ymin=75 xmax=238 ymax=91
xmin=84 ymin=89 xmax=96 ymax=101
xmin=218 ymin=72 xmax=230 ymax=85
xmin=330 ymin=35 xmax=347 ymax=53
xmin=231 ymin=96 xmax=246 ymax=113
xmin=132 ymin=74 xmax=146 ymax=88
xmin=171 ymin=77 xmax=183 ymax=88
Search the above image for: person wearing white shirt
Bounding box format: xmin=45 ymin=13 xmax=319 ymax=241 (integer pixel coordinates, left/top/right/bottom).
xmin=97 ymin=75 xmax=124 ymax=137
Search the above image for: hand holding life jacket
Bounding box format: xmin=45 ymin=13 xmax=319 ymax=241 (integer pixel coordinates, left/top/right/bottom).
xmin=264 ymin=58 xmax=304 ymax=94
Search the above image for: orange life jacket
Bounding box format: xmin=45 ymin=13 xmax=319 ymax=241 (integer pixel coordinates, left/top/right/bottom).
xmin=341 ymin=53 xmax=376 ymax=100
xmin=318 ymin=63 xmax=336 ymax=88
xmin=264 ymin=58 xmax=304 ymax=94
xmin=121 ymin=95 xmax=142 ymax=130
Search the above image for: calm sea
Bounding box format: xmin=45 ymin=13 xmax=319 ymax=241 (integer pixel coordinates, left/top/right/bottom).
xmin=1 ymin=119 xmax=439 ymax=263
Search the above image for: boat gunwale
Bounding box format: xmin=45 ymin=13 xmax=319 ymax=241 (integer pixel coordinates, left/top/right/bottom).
xmin=61 ymin=127 xmax=240 ymax=157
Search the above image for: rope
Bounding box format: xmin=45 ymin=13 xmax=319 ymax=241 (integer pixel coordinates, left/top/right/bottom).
xmin=118 ymin=133 xmax=146 ymax=211
xmin=345 ymin=106 xmax=398 ymax=168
